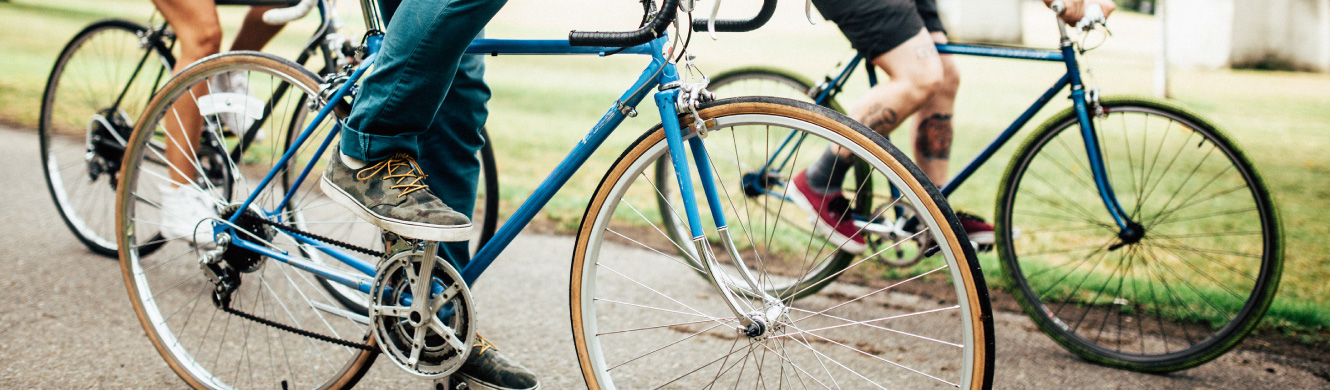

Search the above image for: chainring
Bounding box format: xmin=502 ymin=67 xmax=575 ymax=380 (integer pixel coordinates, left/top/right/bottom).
xmin=370 ymin=249 xmax=475 ymax=378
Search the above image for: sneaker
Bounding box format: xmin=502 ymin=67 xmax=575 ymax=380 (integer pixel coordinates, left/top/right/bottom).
xmin=784 ymin=170 xmax=867 ymax=254
xmin=319 ymin=147 xmax=473 ymax=242
xmin=956 ymin=211 xmax=995 ymax=251
xmin=207 ymin=70 xmax=264 ymax=141
xmin=445 ymin=335 xmax=540 ymax=390
xmin=159 ymin=184 xmax=218 ymax=244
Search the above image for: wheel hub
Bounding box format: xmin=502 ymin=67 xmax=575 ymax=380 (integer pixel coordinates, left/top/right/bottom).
xmin=1117 ymin=222 xmax=1146 ymax=245
xmin=85 ymin=108 xmax=132 ymax=186
xmin=217 ymin=205 xmax=274 ymax=273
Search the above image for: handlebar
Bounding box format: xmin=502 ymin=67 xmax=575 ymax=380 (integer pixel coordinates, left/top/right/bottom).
xmin=263 ymin=0 xmax=318 ymax=25
xmin=569 ymin=0 xmax=680 ymax=47
xmin=690 ymin=0 xmax=777 ymax=34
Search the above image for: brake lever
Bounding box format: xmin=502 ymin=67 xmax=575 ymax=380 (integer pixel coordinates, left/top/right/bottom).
xmin=707 ymin=0 xmax=722 ymax=39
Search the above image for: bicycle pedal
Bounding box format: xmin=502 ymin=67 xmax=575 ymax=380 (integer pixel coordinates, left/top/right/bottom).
xmin=433 ymin=376 xmax=467 ymax=390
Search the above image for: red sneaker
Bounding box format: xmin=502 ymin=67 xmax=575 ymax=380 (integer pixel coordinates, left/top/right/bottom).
xmin=785 ymin=170 xmax=867 ymax=254
xmin=956 ymin=211 xmax=995 ymax=251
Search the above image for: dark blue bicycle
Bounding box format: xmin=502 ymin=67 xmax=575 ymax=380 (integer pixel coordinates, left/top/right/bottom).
xmin=111 ymin=0 xmax=996 ymax=387
xmin=698 ymin=5 xmax=1282 ymax=373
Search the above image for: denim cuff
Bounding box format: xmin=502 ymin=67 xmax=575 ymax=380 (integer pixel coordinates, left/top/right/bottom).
xmin=337 ymin=119 xmax=425 ymax=161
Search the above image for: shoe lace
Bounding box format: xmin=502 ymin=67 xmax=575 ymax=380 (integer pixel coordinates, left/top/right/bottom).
xmin=355 ymin=154 xmax=429 ymax=197
xmin=474 ymin=333 xmax=499 ymax=356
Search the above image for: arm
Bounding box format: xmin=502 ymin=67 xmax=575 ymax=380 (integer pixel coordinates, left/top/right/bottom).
xmin=1043 ymin=0 xmax=1117 ymax=25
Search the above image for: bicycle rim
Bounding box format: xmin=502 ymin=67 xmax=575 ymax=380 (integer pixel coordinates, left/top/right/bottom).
xmin=573 ymin=97 xmax=993 ymax=389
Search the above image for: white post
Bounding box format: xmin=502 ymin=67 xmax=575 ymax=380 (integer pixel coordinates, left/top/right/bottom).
xmin=1155 ymin=0 xmax=1171 ymax=98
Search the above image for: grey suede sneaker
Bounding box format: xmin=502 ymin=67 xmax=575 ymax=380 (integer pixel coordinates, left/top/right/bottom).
xmin=319 ymin=147 xmax=474 ymax=241
xmin=450 ymin=335 xmax=540 ymax=390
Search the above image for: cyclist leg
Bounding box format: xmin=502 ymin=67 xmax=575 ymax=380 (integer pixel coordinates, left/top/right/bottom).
xmin=232 ymin=6 xmax=285 ymax=51
xmin=416 ymin=50 xmax=489 ymax=271
xmin=323 ymin=1 xmax=538 ymax=386
xmin=327 ymin=0 xmax=504 ymax=243
xmin=788 ymin=0 xmax=945 ymax=254
xmin=151 ymin=0 xmax=225 ymax=243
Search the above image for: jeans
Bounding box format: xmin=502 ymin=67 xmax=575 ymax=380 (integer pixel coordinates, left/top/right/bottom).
xmin=339 ymin=0 xmax=507 ymax=268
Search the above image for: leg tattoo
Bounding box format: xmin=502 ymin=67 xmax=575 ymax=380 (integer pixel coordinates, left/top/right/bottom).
xmin=862 ymin=103 xmax=901 ymax=134
xmin=915 ymin=113 xmax=953 ymax=160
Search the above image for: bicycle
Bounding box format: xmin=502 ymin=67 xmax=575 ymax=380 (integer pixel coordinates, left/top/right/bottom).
xmin=37 ymin=0 xmax=500 ymax=258
xmin=699 ymin=3 xmax=1282 ymax=373
xmin=113 ymin=0 xmax=995 ymax=387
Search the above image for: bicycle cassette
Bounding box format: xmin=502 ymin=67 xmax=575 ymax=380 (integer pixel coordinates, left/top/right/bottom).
xmin=370 ymin=247 xmax=476 ymax=378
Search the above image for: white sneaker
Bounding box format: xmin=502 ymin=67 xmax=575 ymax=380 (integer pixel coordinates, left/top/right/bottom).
xmin=159 ymin=184 xmax=219 ymax=244
xmin=207 ymin=70 xmax=264 ymax=141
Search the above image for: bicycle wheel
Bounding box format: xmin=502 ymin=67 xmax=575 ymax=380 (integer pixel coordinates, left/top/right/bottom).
xmin=996 ymin=96 xmax=1282 ymax=372
xmin=117 ymin=52 xmax=376 ymax=389
xmin=572 ymin=97 xmax=994 ymax=389
xmin=707 ymin=66 xmax=845 ymax=112
xmin=40 ymin=19 xmax=174 ymax=257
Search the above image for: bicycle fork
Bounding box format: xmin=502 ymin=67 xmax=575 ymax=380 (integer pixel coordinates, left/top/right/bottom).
xmin=655 ymin=88 xmax=787 ymax=337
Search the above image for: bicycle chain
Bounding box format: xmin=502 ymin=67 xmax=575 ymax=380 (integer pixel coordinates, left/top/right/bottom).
xmin=219 ymin=302 xmax=377 ymax=351
xmin=211 ymin=215 xmax=388 ymax=352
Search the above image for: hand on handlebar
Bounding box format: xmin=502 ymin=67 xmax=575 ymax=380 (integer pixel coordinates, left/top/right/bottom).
xmin=1044 ymin=0 xmax=1116 ymax=26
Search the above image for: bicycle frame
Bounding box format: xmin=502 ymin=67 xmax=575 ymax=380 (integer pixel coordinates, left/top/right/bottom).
xmin=219 ymin=31 xmax=737 ymax=303
xmin=785 ymin=39 xmax=1133 ymax=232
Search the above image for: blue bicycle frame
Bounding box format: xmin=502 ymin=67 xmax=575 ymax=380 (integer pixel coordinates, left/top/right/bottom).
xmin=217 ymin=32 xmax=732 ymax=296
xmin=787 ymin=41 xmax=1133 ymax=232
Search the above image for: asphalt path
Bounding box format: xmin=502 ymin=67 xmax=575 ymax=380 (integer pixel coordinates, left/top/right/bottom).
xmin=0 ymin=123 xmax=1323 ymax=389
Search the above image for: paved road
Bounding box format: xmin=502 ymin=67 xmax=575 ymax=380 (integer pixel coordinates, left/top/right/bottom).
xmin=0 ymin=124 xmax=1323 ymax=389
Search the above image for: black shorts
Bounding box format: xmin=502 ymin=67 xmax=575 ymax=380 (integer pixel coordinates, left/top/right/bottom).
xmin=811 ymin=0 xmax=946 ymax=60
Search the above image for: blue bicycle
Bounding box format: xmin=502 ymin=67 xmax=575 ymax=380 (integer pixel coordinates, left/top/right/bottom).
xmin=113 ymin=0 xmax=995 ymax=387
xmin=701 ymin=5 xmax=1282 ymax=373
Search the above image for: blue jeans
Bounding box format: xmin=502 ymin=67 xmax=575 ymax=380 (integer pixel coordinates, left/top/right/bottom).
xmin=339 ymin=0 xmax=507 ymax=267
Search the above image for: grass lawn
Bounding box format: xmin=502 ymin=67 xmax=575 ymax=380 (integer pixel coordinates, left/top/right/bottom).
xmin=3 ymin=0 xmax=1326 ymax=340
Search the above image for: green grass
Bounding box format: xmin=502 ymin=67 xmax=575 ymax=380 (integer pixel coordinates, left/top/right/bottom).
xmin=3 ymin=0 xmax=1327 ymax=340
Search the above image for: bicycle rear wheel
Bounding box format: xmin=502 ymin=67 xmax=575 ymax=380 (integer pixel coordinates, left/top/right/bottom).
xmin=117 ymin=52 xmax=376 ymax=389
xmin=573 ymin=97 xmax=994 ymax=389
xmin=996 ymin=96 xmax=1282 ymax=372
xmin=40 ymin=19 xmax=174 ymax=256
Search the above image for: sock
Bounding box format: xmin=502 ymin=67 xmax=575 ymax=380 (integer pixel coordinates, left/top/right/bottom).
xmin=340 ymin=152 xmax=368 ymax=170
xmin=803 ymin=148 xmax=856 ymax=194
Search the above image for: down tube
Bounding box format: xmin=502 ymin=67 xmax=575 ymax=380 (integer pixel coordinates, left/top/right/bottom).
xmin=459 ymin=53 xmax=669 ymax=285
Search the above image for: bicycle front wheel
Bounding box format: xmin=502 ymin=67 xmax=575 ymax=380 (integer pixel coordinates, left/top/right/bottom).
xmin=117 ymin=52 xmax=376 ymax=389
xmin=573 ymin=97 xmax=994 ymax=389
xmin=996 ymin=96 xmax=1282 ymax=372
xmin=40 ymin=19 xmax=173 ymax=256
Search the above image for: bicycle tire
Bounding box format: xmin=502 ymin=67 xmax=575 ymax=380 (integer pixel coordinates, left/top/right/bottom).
xmin=118 ymin=52 xmax=376 ymax=389
xmin=572 ymin=97 xmax=994 ymax=389
xmin=995 ymin=96 xmax=1282 ymax=372
xmin=40 ymin=19 xmax=173 ymax=257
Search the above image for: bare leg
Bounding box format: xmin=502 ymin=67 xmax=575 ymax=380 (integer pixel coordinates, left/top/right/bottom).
xmin=911 ymin=31 xmax=960 ymax=184
xmin=848 ymin=29 xmax=945 ymax=137
xmin=804 ymin=29 xmax=947 ymax=193
xmin=153 ymin=0 xmax=222 ymax=186
xmin=232 ymin=7 xmax=284 ymax=51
